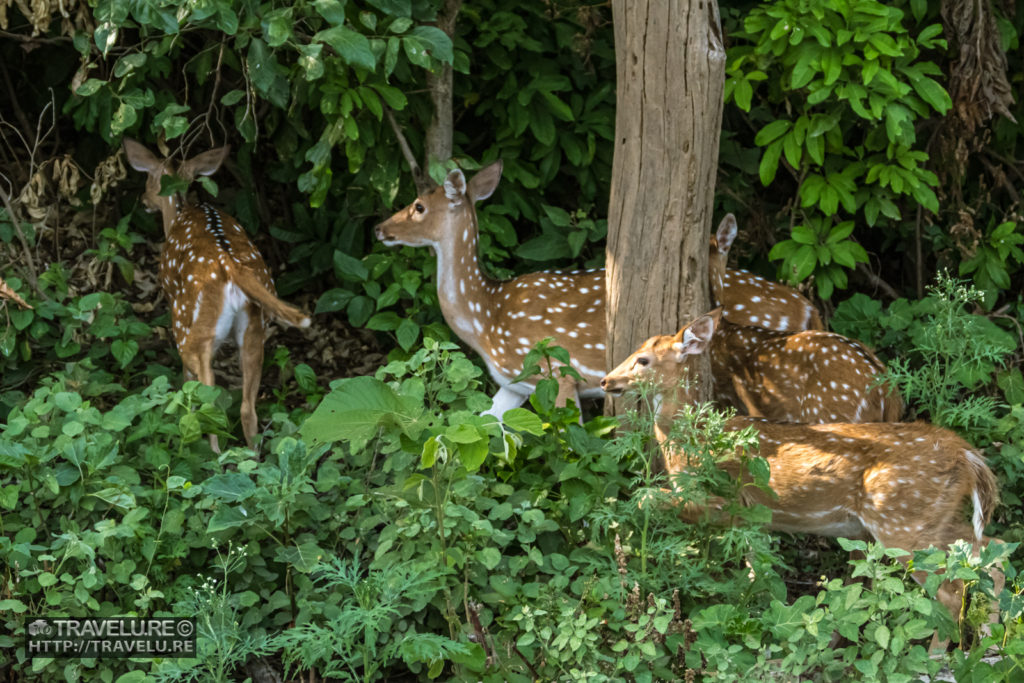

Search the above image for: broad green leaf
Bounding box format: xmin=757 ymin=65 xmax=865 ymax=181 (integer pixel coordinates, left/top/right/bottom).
xmin=754 ymin=119 xmax=792 ymax=146
xmin=300 ymin=376 xmax=423 ymax=448
xmin=759 ymin=139 xmax=784 ymax=186
xmin=315 ymin=26 xmax=376 ymax=71
xmin=207 ymin=505 xmax=250 ymax=532
xmin=502 ymin=408 xmax=544 ymax=436
xmin=314 ymin=0 xmax=347 ymax=26
xmin=410 ymin=26 xmax=453 ymax=64
xmin=367 ymin=0 xmax=411 ymax=17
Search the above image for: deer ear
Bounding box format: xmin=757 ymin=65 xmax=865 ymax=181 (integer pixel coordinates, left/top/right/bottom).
xmin=671 ymin=314 xmax=717 ymax=361
xmin=123 ymin=138 xmax=160 ymax=173
xmin=180 ymin=146 xmax=229 ymax=180
xmin=716 ymin=214 xmax=737 ymax=254
xmin=467 ymin=160 xmax=502 ymax=202
xmin=444 ymin=169 xmax=467 ymax=202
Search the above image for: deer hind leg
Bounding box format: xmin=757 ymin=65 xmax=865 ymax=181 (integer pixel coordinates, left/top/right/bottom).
xmin=238 ymin=304 xmax=265 ymax=449
xmin=177 ymin=288 xmax=223 ymax=452
xmin=878 ymin=521 xmax=1006 ymax=653
xmin=178 ymin=334 xmax=219 ymax=452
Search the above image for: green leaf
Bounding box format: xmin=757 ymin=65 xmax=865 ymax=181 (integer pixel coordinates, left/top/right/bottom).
xmin=367 ymin=0 xmax=411 ymax=17
xmin=314 ymin=0 xmax=347 ymax=26
xmin=457 ymin=438 xmax=488 ymax=471
xmin=759 ymin=139 xmax=784 ymax=186
xmin=300 ymin=376 xmax=423 ymax=448
xmin=477 ymin=547 xmax=501 ymax=570
xmin=396 ymin=318 xmax=419 ymax=351
xmin=501 ymin=408 xmax=544 ymax=435
xmin=207 ymin=505 xmax=250 ymax=532
xmin=754 ymin=119 xmax=792 ymax=146
xmin=910 ymin=76 xmax=951 ymax=115
xmin=75 ymin=79 xmax=106 ymax=97
xmin=410 ymin=26 xmax=453 ymax=64
xmin=791 ymin=244 xmax=817 ymax=281
xmin=315 ymin=288 xmax=355 ymax=314
xmin=315 ymin=26 xmax=377 ymax=71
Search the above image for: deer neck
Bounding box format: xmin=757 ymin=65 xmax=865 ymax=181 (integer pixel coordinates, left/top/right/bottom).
xmin=154 ymin=191 xmax=185 ymax=239
xmin=432 ymin=205 xmax=497 ymax=355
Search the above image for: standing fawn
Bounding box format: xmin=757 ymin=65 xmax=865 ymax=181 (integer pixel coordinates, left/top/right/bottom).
xmin=124 ymin=138 xmax=311 ymax=450
xmin=375 ymin=161 xmax=606 ymax=416
xmin=709 ymin=312 xmax=903 ymax=423
xmin=601 ymin=312 xmax=1003 ymax=648
xmin=710 ymin=214 xmax=824 ymax=332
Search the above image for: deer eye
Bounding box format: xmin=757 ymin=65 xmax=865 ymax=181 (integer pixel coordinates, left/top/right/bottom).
xmin=414 ymin=202 xmax=426 ymax=214
xmin=635 ymin=357 xmax=649 ymax=367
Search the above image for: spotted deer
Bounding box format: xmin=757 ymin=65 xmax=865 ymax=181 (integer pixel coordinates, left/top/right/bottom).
xmin=602 ymin=312 xmax=1003 ymax=648
xmin=375 ymin=161 xmax=605 ymax=417
xmin=708 ymin=313 xmax=903 ymax=423
xmin=710 ymin=214 xmax=824 ymax=332
xmin=124 ymin=138 xmax=311 ymax=450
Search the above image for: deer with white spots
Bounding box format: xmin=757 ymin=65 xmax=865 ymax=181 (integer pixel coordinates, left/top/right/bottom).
xmin=708 ymin=312 xmax=903 ymax=423
xmin=602 ymin=312 xmax=1003 ymax=649
xmin=124 ymin=138 xmax=311 ymax=450
xmin=375 ymin=161 xmax=606 ymax=416
xmin=710 ymin=214 xmax=824 ymax=332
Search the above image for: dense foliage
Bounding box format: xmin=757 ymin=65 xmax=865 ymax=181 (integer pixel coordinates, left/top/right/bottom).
xmin=1 ymin=0 xmax=1024 ymax=680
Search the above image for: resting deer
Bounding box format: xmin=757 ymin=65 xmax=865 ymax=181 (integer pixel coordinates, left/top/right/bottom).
xmin=124 ymin=138 xmax=311 ymax=450
xmin=601 ymin=312 xmax=1003 ymax=648
xmin=710 ymin=214 xmax=824 ymax=332
xmin=709 ymin=313 xmax=903 ymax=423
xmin=375 ymin=161 xmax=605 ymax=417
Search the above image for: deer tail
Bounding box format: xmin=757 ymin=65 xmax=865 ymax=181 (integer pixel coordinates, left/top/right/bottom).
xmin=965 ymin=449 xmax=999 ymax=543
xmin=231 ymin=265 xmax=311 ymax=328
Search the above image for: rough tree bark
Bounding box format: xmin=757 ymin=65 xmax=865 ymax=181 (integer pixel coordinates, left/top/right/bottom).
xmin=387 ymin=0 xmax=462 ymax=194
xmin=425 ymin=0 xmax=463 ymax=167
xmin=606 ymin=0 xmax=726 ymax=412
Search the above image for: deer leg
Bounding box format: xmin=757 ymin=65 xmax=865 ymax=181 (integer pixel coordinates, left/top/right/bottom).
xmin=179 ymin=336 xmax=219 ymax=453
xmin=238 ymin=306 xmax=265 ymax=449
xmin=483 ymin=385 xmax=528 ymax=420
xmin=178 ymin=288 xmax=222 ymax=452
xmin=554 ymin=375 xmax=585 ymax=424
xmin=731 ymin=376 xmax=764 ymax=417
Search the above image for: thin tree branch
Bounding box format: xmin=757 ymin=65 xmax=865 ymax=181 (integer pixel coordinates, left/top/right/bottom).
xmin=856 ymin=262 xmax=900 ymax=300
xmin=384 ymin=106 xmax=431 ymax=194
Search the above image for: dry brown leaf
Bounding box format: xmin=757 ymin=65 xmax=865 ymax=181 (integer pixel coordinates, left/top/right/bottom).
xmin=0 ymin=276 xmax=32 ymax=309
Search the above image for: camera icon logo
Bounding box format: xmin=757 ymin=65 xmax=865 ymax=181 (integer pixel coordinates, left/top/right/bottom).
xmin=28 ymin=620 xmax=53 ymax=637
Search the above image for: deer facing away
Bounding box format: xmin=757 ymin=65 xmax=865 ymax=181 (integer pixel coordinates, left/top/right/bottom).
xmin=375 ymin=161 xmax=606 ymax=417
xmin=124 ymin=138 xmax=311 ymax=450
xmin=601 ymin=311 xmax=1003 ymax=646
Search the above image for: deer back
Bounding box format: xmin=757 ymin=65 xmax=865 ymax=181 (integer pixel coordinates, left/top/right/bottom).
xmin=709 ymin=214 xmax=823 ymax=333
xmin=712 ymin=321 xmax=903 ymax=423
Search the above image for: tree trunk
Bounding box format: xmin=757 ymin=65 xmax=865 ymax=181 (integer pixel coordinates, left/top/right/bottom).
xmin=425 ymin=0 xmax=463 ymax=170
xmin=606 ymin=0 xmax=726 ymax=412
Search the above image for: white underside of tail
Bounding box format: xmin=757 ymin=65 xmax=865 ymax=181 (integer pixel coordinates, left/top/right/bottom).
xmin=965 ymin=449 xmax=987 ymax=541
xmin=214 ymin=282 xmax=250 ymax=350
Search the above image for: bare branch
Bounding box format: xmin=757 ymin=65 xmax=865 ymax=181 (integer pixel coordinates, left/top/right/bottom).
xmin=384 ymin=106 xmax=431 ymax=194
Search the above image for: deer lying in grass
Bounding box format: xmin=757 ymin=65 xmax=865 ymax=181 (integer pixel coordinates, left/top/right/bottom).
xmin=709 ymin=313 xmax=903 ymax=423
xmin=124 ymin=138 xmax=311 ymax=450
xmin=601 ymin=311 xmax=1004 ymax=650
xmin=375 ymin=161 xmax=605 ymax=417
